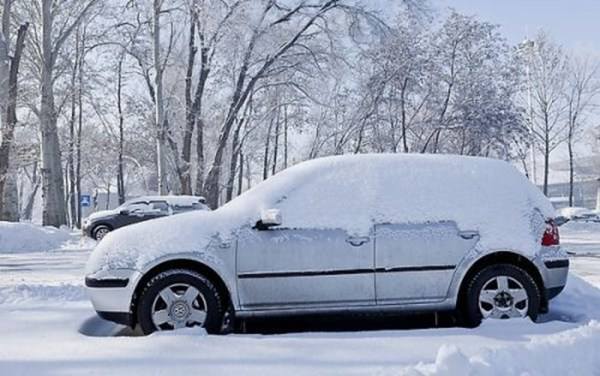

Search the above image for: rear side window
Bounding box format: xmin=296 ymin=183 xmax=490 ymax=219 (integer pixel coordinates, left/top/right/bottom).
xmin=171 ymin=202 xmax=205 ymax=214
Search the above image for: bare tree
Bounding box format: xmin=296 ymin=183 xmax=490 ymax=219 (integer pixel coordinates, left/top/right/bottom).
xmin=528 ymin=33 xmax=569 ymax=194
xmin=564 ymin=57 xmax=600 ymax=205
xmin=181 ymin=0 xmax=243 ymax=196
xmin=203 ymin=0 xmax=350 ymax=208
xmin=32 ymin=0 xmax=99 ymax=226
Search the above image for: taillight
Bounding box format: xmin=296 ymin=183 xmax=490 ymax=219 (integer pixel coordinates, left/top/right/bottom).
xmin=541 ymin=219 xmax=560 ymax=246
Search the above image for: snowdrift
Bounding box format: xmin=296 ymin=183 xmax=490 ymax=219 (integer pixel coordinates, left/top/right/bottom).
xmin=0 ymin=221 xmax=73 ymax=253
xmin=401 ymin=273 xmax=600 ymax=376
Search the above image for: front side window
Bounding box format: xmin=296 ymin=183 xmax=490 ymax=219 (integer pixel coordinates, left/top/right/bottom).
xmin=126 ymin=202 xmax=151 ymax=214
xmin=274 ymin=165 xmax=376 ymax=232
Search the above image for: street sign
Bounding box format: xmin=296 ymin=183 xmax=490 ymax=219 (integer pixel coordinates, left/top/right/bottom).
xmin=80 ymin=194 xmax=91 ymax=207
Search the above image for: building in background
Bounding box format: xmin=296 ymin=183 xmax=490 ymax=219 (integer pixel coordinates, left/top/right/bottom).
xmin=544 ymin=179 xmax=600 ymax=210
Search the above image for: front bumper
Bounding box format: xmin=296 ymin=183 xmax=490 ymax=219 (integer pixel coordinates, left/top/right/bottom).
xmin=85 ymin=268 xmax=141 ymax=326
xmin=82 ymin=221 xmax=93 ymax=238
xmin=97 ymin=311 xmax=134 ymax=326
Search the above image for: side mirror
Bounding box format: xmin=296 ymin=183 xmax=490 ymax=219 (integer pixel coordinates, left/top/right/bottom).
xmin=257 ymin=209 xmax=282 ymax=229
xmin=119 ymin=209 xmax=129 ymax=216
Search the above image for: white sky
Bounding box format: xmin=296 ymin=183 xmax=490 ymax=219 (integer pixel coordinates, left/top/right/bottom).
xmin=434 ymin=0 xmax=600 ymax=56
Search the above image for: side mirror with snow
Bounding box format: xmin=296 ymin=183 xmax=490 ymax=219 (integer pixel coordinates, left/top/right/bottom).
xmin=119 ymin=209 xmax=130 ymax=216
xmin=256 ymin=209 xmax=282 ymax=230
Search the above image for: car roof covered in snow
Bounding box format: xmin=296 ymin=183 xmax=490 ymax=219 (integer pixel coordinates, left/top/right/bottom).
xmin=88 ymin=154 xmax=554 ymax=274
xmin=122 ymin=195 xmax=206 ymax=206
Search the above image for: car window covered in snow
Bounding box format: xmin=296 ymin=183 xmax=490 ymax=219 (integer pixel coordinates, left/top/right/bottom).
xmin=219 ymin=154 xmax=553 ymax=252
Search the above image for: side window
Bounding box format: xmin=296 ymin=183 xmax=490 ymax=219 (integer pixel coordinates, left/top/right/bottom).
xmin=149 ymin=201 xmax=170 ymax=214
xmin=276 ymin=165 xmax=375 ymax=231
xmin=127 ymin=202 xmax=151 ymax=214
xmin=172 ymin=204 xmax=194 ymax=214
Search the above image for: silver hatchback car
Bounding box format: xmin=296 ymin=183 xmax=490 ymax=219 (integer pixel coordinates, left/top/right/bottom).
xmin=85 ymin=154 xmax=569 ymax=334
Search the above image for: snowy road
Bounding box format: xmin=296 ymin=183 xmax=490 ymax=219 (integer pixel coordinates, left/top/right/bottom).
xmin=1 ymin=225 xmax=600 ymax=375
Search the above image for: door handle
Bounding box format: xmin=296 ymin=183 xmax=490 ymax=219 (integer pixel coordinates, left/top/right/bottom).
xmin=346 ymin=236 xmax=370 ymax=247
xmin=459 ymin=231 xmax=479 ymax=240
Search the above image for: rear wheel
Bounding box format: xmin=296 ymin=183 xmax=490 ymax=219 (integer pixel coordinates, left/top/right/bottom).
xmin=137 ymin=269 xmax=224 ymax=335
xmin=462 ymin=264 xmax=540 ymax=327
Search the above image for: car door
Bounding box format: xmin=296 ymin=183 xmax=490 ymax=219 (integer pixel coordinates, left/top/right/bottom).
xmin=116 ymin=201 xmax=149 ymax=227
xmin=236 ymin=224 xmax=375 ymax=310
xmin=374 ymin=221 xmax=479 ymax=304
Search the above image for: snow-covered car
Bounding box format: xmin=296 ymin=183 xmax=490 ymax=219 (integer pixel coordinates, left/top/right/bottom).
xmin=82 ymin=195 xmax=209 ymax=240
xmin=85 ymin=154 xmax=569 ymax=334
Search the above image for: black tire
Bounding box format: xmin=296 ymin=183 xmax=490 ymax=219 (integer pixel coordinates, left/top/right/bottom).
xmin=137 ymin=269 xmax=224 ymax=335
xmin=461 ymin=263 xmax=541 ymax=328
xmin=92 ymin=225 xmax=112 ymax=240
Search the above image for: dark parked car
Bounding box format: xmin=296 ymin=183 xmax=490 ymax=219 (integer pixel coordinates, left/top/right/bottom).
xmin=83 ymin=196 xmax=209 ymax=240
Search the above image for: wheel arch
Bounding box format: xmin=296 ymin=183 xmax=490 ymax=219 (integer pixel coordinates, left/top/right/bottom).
xmin=456 ymin=251 xmax=546 ymax=311
xmin=129 ymin=258 xmax=233 ymax=327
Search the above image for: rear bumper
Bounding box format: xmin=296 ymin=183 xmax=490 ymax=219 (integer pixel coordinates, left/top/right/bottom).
xmin=534 ymin=246 xmax=569 ymax=300
xmin=546 ymin=285 xmax=565 ymax=300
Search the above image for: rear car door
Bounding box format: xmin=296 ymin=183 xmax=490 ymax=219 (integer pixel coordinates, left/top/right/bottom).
xmin=374 ymin=221 xmax=479 ymax=304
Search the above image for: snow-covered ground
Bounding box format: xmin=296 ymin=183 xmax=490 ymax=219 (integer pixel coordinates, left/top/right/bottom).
xmin=1 ymin=222 xmax=600 ymax=375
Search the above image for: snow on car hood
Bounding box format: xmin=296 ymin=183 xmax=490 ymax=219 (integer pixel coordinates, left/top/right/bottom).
xmin=85 ymin=209 xmax=118 ymax=222
xmin=86 ymin=210 xmax=229 ymax=274
xmin=86 ymin=154 xmax=555 ymax=275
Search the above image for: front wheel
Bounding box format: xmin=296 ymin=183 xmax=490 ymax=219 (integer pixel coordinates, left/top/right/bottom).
xmin=92 ymin=225 xmax=111 ymax=240
xmin=137 ymin=269 xmax=224 ymax=335
xmin=462 ymin=264 xmax=541 ymax=327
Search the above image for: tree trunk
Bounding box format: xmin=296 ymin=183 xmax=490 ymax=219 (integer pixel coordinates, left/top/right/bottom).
xmin=543 ymin=135 xmax=550 ymax=195
xmin=76 ymin=29 xmax=84 ymax=227
xmin=67 ymin=29 xmax=79 ymax=227
xmin=1 ymin=169 xmax=18 ymax=221
xmin=225 ymin=123 xmax=241 ymax=202
xmin=40 ymin=0 xmax=67 ymax=227
xmin=283 ymin=105 xmax=288 ymax=169
xmin=272 ymin=106 xmax=280 ymax=176
xmin=194 ymin=118 xmax=205 ymax=196
xmin=568 ymin=124 xmax=574 ymax=206
xmin=22 ymin=161 xmax=40 ymax=221
xmin=153 ymin=0 xmax=168 ymax=195
xmin=181 ymin=10 xmax=197 ymax=195
xmin=400 ymin=78 xmax=409 ymax=153
xmin=117 ymin=51 xmax=126 ymax=205
xmin=237 ymin=151 xmax=244 ymax=196
xmin=0 ymin=30 xmax=9 ymax=217
xmin=263 ymin=117 xmax=274 ymax=181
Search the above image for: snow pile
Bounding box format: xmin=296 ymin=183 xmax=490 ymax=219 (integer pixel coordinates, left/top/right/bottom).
xmin=88 ymin=154 xmax=554 ymax=274
xmin=401 ymin=321 xmax=600 ymax=376
xmin=0 ymin=222 xmax=73 ymax=253
xmin=548 ymin=273 xmax=600 ymax=322
xmin=0 ymin=283 xmax=86 ymax=305
xmin=395 ymin=273 xmax=600 ymax=375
